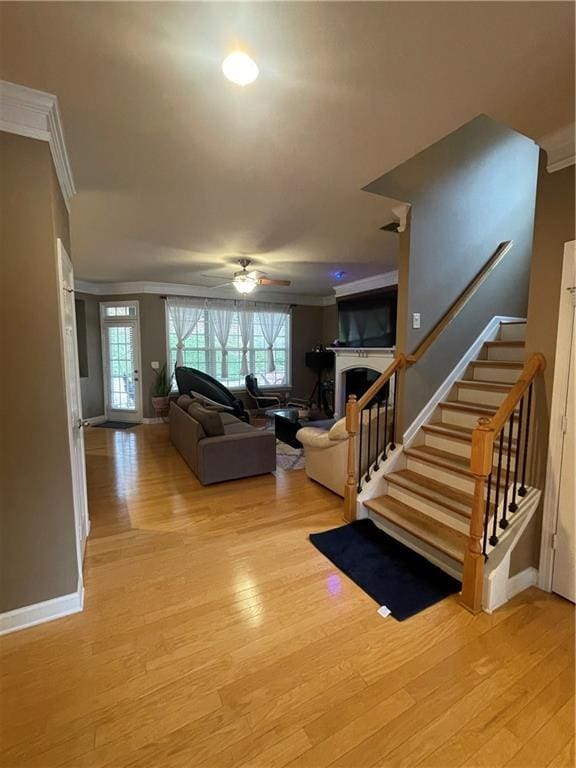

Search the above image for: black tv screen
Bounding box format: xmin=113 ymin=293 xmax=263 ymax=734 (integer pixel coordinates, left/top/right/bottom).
xmin=337 ymin=287 xmax=397 ymax=348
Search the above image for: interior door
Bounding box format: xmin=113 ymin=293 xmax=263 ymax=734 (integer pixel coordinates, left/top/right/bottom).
xmin=57 ymin=240 xmax=90 ymax=566
xmin=101 ymin=303 xmax=143 ymax=422
xmin=552 ymin=284 xmax=575 ymax=603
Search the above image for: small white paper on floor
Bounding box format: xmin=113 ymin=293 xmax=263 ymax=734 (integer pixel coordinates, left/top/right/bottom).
xmin=377 ymin=605 xmax=391 ymax=618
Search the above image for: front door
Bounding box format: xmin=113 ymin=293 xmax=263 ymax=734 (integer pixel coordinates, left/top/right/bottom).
xmin=57 ymin=240 xmax=90 ymax=567
xmin=101 ymin=302 xmax=143 ymax=423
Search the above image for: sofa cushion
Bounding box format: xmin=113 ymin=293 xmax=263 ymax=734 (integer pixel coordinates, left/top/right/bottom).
xmin=220 ymin=412 xmax=242 ymax=426
xmin=188 ymin=403 xmax=225 ymax=437
xmin=223 ymin=421 xmax=255 ymax=435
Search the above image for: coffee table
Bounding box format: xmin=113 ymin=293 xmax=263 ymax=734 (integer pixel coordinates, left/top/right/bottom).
xmin=265 ymin=407 xmax=334 ymax=449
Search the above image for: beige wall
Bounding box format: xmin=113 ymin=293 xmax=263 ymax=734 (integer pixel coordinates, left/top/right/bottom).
xmin=510 ymin=159 xmax=575 ymax=575
xmin=0 ymin=132 xmax=79 ymax=612
xmin=76 ymin=293 xmax=104 ymax=418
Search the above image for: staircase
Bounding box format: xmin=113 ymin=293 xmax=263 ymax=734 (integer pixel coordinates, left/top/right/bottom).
xmin=355 ymin=320 xmax=538 ymax=595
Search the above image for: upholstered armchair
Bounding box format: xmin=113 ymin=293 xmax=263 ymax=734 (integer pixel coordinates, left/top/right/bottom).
xmin=297 ymin=407 xmax=392 ymax=497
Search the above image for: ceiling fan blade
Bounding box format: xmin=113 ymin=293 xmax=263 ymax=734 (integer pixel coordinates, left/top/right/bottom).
xmin=258 ymin=278 xmax=291 ymax=287
xmin=206 ymin=281 xmax=234 ymax=289
xmin=200 ymin=274 xmax=229 ymax=280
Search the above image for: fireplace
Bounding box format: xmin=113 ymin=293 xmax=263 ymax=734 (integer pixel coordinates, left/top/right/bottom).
xmin=328 ymin=347 xmax=396 ymax=418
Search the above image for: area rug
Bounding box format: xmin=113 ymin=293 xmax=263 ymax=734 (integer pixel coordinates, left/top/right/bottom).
xmin=309 ymin=518 xmax=461 ymax=621
xmin=276 ymin=441 xmax=305 ymax=471
xmin=94 ymin=421 xmax=136 ymax=430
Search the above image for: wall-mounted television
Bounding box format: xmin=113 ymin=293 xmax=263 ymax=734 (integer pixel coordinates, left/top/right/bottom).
xmin=337 ymin=286 xmax=397 ymax=348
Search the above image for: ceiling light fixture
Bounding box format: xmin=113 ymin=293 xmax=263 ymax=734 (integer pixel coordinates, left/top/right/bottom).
xmin=222 ymin=51 xmax=259 ymax=86
xmin=233 ymin=274 xmax=257 ymax=294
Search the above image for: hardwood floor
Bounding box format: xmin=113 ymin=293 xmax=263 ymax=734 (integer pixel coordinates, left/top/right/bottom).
xmin=1 ymin=424 xmax=574 ymax=768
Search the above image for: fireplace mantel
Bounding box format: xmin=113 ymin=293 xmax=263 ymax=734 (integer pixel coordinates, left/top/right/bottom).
xmin=328 ymin=347 xmax=396 ymax=418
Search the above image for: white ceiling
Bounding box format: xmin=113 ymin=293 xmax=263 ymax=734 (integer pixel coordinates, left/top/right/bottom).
xmin=1 ymin=2 xmax=574 ymax=296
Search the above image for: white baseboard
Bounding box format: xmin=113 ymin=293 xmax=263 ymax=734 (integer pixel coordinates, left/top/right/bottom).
xmin=0 ymin=586 xmax=84 ymax=636
xmin=142 ymin=417 xmax=165 ymax=424
xmin=403 ymin=315 xmax=525 ymax=446
xmin=84 ymin=415 xmax=106 ymax=425
xmin=508 ymin=566 xmax=539 ymax=600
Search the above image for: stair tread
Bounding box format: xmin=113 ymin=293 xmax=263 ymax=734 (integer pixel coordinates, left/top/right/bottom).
xmin=470 ymin=360 xmax=523 ymax=368
xmin=426 ymin=421 xmax=517 ymax=445
xmin=455 ymin=379 xmax=513 ymax=392
xmin=387 ymin=469 xmax=473 ymax=517
xmin=484 ymin=340 xmax=525 ymax=348
xmin=405 ymin=444 xmax=472 ymax=475
xmin=365 ymin=496 xmax=467 ymax=564
xmin=439 ymin=401 xmax=497 ymax=414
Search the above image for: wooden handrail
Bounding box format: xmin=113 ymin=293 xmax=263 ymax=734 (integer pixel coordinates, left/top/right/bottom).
xmin=460 ymin=352 xmax=546 ymax=613
xmin=356 ymin=353 xmax=411 ymax=411
xmin=411 ymin=241 xmax=514 ymax=363
xmin=484 ymin=353 xmax=546 ymax=439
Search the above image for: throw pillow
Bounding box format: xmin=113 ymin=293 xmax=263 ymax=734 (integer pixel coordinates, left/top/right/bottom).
xmin=177 ymin=394 xmax=194 ymax=411
xmin=188 ymin=403 xmax=225 ymax=437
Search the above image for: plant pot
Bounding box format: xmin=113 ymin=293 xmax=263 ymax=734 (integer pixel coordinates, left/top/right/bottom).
xmin=151 ymin=395 xmax=170 ymax=418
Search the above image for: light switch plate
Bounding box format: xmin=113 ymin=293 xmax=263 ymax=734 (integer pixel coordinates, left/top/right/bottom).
xmin=151 ymin=361 xmax=160 ymax=370
xmin=412 ymin=313 xmax=421 ymax=329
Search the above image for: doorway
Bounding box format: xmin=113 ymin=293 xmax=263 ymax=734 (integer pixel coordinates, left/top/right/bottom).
xmin=100 ymin=301 xmax=143 ymax=423
xmin=57 ymin=240 xmax=90 ymax=573
xmin=540 ymin=241 xmax=575 ymax=603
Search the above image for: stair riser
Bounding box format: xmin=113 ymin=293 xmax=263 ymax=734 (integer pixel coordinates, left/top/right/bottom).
xmin=386 ymin=483 xmax=470 ymax=534
xmin=423 ymin=433 xmax=516 ymax=467
xmin=498 ymin=323 xmax=526 ymax=342
xmin=455 ymin=386 xmax=509 ymax=408
xmin=440 ymin=407 xmax=520 ymax=432
xmin=405 ymin=456 xmax=475 ymax=494
xmin=485 ymin=346 xmax=525 ymax=362
xmin=471 ymin=366 xmax=520 ymax=384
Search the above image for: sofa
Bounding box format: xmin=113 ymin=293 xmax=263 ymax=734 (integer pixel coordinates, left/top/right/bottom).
xmin=297 ymin=407 xmax=393 ymax=497
xmin=169 ymin=398 xmax=276 ymax=484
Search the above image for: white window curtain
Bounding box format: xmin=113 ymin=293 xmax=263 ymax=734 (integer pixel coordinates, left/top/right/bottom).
xmin=166 ymin=297 xmax=204 ymax=367
xmin=238 ymin=306 xmax=254 ymax=377
xmin=258 ymin=305 xmax=289 ymax=373
xmin=211 ymin=303 xmax=235 ymax=378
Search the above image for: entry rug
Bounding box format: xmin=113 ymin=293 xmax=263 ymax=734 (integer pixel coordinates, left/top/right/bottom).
xmin=309 ymin=519 xmax=461 ymax=621
xmin=94 ymin=421 xmax=136 ymax=430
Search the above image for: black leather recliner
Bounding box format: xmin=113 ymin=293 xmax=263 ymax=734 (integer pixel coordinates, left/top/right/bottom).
xmin=175 ymin=367 xmax=249 ymax=422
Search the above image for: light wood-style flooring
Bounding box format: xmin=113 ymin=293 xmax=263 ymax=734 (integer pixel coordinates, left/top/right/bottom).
xmin=1 ymin=424 xmax=574 ymax=768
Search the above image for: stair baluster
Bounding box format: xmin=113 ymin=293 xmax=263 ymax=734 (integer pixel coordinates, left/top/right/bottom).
xmin=508 ymin=396 xmax=524 ymax=513
xmin=518 ymin=383 xmax=533 ymax=497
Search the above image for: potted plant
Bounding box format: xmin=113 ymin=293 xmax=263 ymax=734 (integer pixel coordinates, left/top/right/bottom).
xmin=151 ymin=363 xmax=174 ymax=418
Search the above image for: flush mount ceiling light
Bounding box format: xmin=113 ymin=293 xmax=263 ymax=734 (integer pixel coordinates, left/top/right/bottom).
xmin=222 ymin=51 xmax=259 ymax=86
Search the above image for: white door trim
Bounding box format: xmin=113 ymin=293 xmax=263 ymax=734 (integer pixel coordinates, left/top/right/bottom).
xmin=539 ymin=240 xmax=576 ymax=592
xmin=100 ymin=301 xmax=143 ymax=423
xmin=56 ymin=239 xmax=89 ymax=589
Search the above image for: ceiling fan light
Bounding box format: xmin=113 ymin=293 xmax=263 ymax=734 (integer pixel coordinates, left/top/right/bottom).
xmin=222 ymin=51 xmax=259 ymax=86
xmin=233 ymin=275 xmax=257 ymax=294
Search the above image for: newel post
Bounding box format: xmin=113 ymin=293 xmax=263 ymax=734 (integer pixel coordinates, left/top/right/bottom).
xmin=343 ymin=394 xmax=359 ymax=523
xmin=460 ymin=416 xmax=494 ymax=614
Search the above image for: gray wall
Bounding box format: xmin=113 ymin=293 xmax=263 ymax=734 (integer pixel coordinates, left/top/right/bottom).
xmin=1 ymin=132 xmax=79 ymax=612
xmin=78 ymin=296 xmax=338 ymax=418
xmin=364 ymin=115 xmax=540 ymax=429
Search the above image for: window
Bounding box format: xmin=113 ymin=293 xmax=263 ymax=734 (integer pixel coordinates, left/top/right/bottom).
xmin=166 ymin=300 xmax=291 ymax=389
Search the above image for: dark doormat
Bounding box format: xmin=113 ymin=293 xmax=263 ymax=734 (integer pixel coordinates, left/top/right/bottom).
xmin=94 ymin=421 xmax=136 ymax=429
xmin=309 ymin=519 xmax=461 ymax=621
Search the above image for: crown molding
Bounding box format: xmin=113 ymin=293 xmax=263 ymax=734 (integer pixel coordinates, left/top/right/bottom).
xmin=0 ymin=80 xmax=76 ymax=208
xmin=74 ymin=279 xmax=336 ymax=307
xmin=538 ymin=123 xmax=575 ymax=173
xmin=332 ymin=270 xmax=398 ymax=298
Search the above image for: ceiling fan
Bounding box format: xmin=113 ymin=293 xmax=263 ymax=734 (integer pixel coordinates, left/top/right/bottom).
xmin=202 ymin=259 xmax=291 ymax=294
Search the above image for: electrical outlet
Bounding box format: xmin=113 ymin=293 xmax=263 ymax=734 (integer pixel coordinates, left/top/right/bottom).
xmin=151 ymin=361 xmax=160 ymax=370
xmin=412 ymin=313 xmax=421 ymax=329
